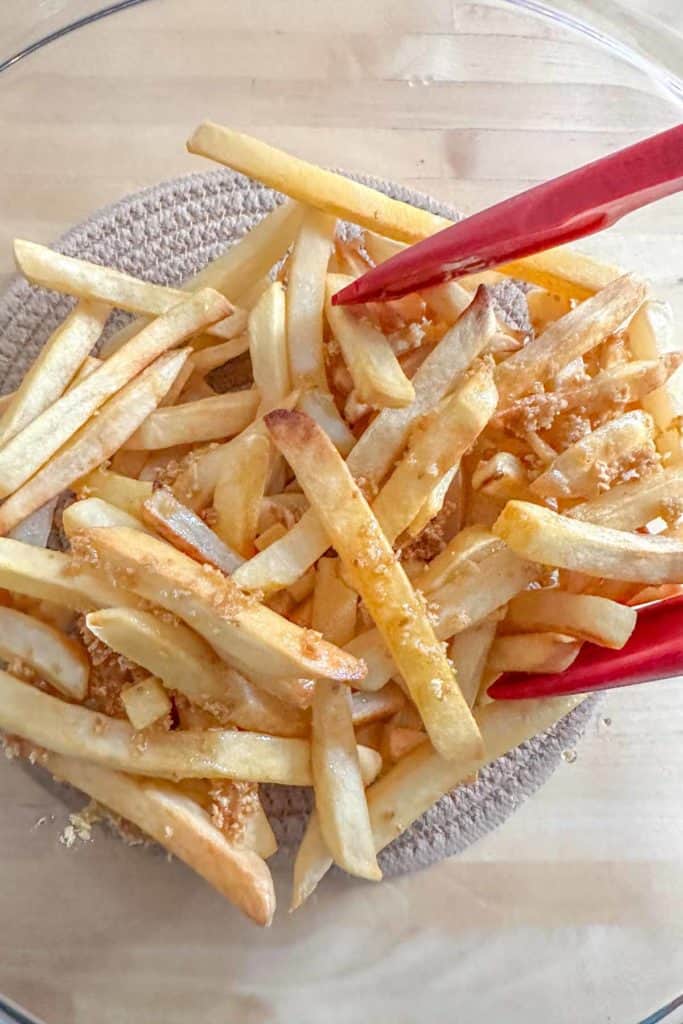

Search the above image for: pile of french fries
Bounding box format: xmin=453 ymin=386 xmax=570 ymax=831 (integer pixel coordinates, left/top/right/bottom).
xmin=1 ymin=121 xmax=681 ymax=926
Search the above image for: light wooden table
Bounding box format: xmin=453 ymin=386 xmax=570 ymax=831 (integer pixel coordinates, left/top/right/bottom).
xmin=0 ymin=3 xmax=682 ymax=1022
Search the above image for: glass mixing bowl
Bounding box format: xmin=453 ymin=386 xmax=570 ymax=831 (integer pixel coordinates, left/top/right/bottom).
xmin=0 ymin=3 xmax=681 ymax=1022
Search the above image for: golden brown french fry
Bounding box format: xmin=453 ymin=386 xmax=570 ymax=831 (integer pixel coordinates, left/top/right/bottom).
xmin=42 ymin=751 xmax=276 ymax=925
xmin=141 ymin=486 xmax=244 ymax=574
xmin=494 ymin=500 xmax=683 ymax=583
xmin=73 ymin=526 xmax=365 ymax=689
xmin=569 ymin=467 xmax=683 ymax=530
xmin=448 ymin=619 xmax=498 ymax=709
xmin=500 ymin=247 xmax=624 ymax=301
xmin=325 ymin=275 xmax=414 ymax=408
xmin=0 ymin=288 xmax=230 ymax=497
xmin=125 ymin=389 xmax=259 ymax=450
xmin=76 ymin=466 xmax=153 ymax=518
xmin=495 ymin=275 xmax=647 ymax=406
xmin=486 ymin=632 xmax=581 ymax=674
xmin=0 ymin=350 xmax=189 ymax=535
xmin=121 ymin=676 xmax=171 ymax=730
xmin=530 ymin=410 xmax=657 ymax=500
xmin=0 ymin=670 xmax=311 ymax=784
xmin=287 ymin=210 xmax=336 ymax=385
xmin=249 ymin=281 xmax=291 ymax=410
xmin=0 ymin=300 xmax=110 ymax=446
xmin=212 ymin=433 xmax=271 ymax=557
xmin=191 ymin=334 xmax=249 ymax=374
xmin=187 ymin=123 xmax=449 ymax=243
xmin=266 ymin=410 xmax=482 ymax=762
xmin=372 ymin=361 xmax=497 ymax=543
xmin=85 ymin=608 xmax=308 ymax=738
xmin=0 ymin=606 xmax=89 ymax=699
xmin=62 ymin=498 xmax=147 ymax=537
xmin=504 ymin=590 xmax=637 ymax=649
xmin=0 ymin=538 xmax=137 ymax=612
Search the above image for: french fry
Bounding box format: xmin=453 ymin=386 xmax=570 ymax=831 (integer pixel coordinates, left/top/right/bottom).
xmin=297 ymin=389 xmax=355 ymax=456
xmin=266 ymin=410 xmax=483 ymax=762
xmin=345 ymin=628 xmax=397 ymax=692
xmin=372 ymin=361 xmax=497 ymax=543
xmin=76 ymin=466 xmax=153 ymax=519
xmin=191 ymin=334 xmax=250 ymax=375
xmin=350 ymin=683 xmax=405 ymax=727
xmin=212 ymin=433 xmax=271 ymax=557
xmin=121 ymin=676 xmax=171 ymax=730
xmin=494 ymin=275 xmax=647 ymax=406
xmin=325 ymin=275 xmax=415 ymax=408
xmin=628 ymin=299 xmax=678 ymax=359
xmin=448 ymin=619 xmax=498 ymax=708
xmin=381 ymin=725 xmax=427 ymax=764
xmin=471 ymin=452 xmax=529 ymax=502
xmin=249 ymin=281 xmax=291 ymax=410
xmin=504 ymin=590 xmax=637 ymax=649
xmin=287 ymin=210 xmax=336 ymax=385
xmin=311 ymin=557 xmax=358 ymax=649
xmin=486 ymin=632 xmax=581 ymax=674
xmin=0 ymin=670 xmax=312 ymax=784
xmin=0 ymin=606 xmax=89 ymax=700
xmin=569 ymin=467 xmax=683 ymax=530
xmin=494 ymin=500 xmax=683 ymax=583
xmin=86 ymin=608 xmax=308 ymax=738
xmin=42 ymin=751 xmax=276 ymax=925
xmin=62 ymin=497 xmax=148 ymax=537
xmin=232 ymin=509 xmax=329 ymax=595
xmin=530 ymin=410 xmax=657 ymax=500
xmin=422 ymin=280 xmax=472 ymax=324
xmin=0 ymin=300 xmax=110 ymax=446
xmin=0 ymin=350 xmax=189 ymax=536
xmin=0 ymin=288 xmax=230 ymax=497
xmin=141 ymin=487 xmax=244 ymax=574
xmin=187 ymin=123 xmax=449 ymax=244
xmin=73 ymin=526 xmax=365 ymax=689
xmin=500 ymin=247 xmax=624 ymax=301
xmin=406 ymin=465 xmax=458 ymax=538
xmin=416 ymin=526 xmax=499 ymax=594
xmin=7 ymin=498 xmax=57 ymax=549
xmin=125 ymin=389 xmax=258 ymax=450
xmin=362 ymin=232 xmax=404 ymax=265
xmin=0 ymin=538 xmax=137 ymax=612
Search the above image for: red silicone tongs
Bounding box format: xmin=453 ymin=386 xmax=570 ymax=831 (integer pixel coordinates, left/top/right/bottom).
xmin=488 ymin=595 xmax=683 ymax=701
xmin=333 ymin=124 xmax=683 ymax=306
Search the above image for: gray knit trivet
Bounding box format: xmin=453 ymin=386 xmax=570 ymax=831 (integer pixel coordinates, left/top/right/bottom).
xmin=0 ymin=168 xmax=595 ymax=876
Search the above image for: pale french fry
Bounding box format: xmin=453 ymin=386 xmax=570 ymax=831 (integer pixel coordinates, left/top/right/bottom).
xmin=62 ymin=498 xmax=147 ymax=537
xmin=191 ymin=334 xmax=250 ymax=375
xmin=0 ymin=288 xmax=230 ymax=497
xmin=311 ymin=557 xmax=358 ymax=649
xmin=372 ymin=361 xmax=497 ymax=543
xmin=212 ymin=433 xmax=271 ymax=557
xmin=525 ymin=288 xmax=572 ymax=332
xmin=344 ymin=628 xmax=397 ymax=692
xmin=325 ymin=275 xmax=414 ymax=409
xmin=382 ymin=725 xmax=426 ymax=764
xmin=42 ymin=751 xmax=276 ymax=925
xmin=266 ymin=410 xmax=482 ymax=762
xmin=422 ymin=280 xmax=472 ymax=324
xmin=188 ymin=123 xmax=449 ymax=243
xmin=249 ymin=281 xmax=290 ymax=410
xmin=287 ymin=210 xmax=336 ymax=385
xmin=569 ymin=467 xmax=683 ymax=530
xmin=297 ymin=389 xmax=355 ymax=456
xmin=628 ymin=299 xmax=678 ymax=359
xmin=0 ymin=300 xmax=110 ymax=446
xmin=125 ymin=389 xmax=259 ymax=450
xmin=231 ymin=293 xmax=496 ymax=594
xmin=0 ymin=350 xmax=189 ymax=536
xmin=350 ymin=683 xmax=405 ymax=727
xmin=0 ymin=670 xmax=311 ymax=784
xmin=500 ymin=248 xmax=624 ymax=301
xmin=254 ymin=522 xmax=288 ymax=551
xmin=86 ymin=608 xmax=308 ymax=738
xmin=416 ymin=526 xmax=499 ymax=594
xmin=494 ymin=275 xmax=647 ymax=406
xmin=504 ymin=590 xmax=637 ymax=649
xmin=141 ymin=487 xmax=244 ymax=574
xmin=73 ymin=527 xmax=365 ymax=689
xmin=530 ymin=410 xmax=657 ymax=500
xmin=235 ymin=274 xmax=272 ymax=311
xmin=121 ymin=676 xmax=171 ymax=730
xmin=448 ymin=619 xmax=498 ymax=708
xmin=0 ymin=606 xmax=89 ymax=699
xmin=0 ymin=538 xmax=136 ymax=612
xmin=362 ymin=232 xmax=404 ymax=265
xmin=494 ymin=500 xmax=683 ymax=583
xmin=159 ymin=356 xmax=196 ymax=407
xmin=76 ymin=467 xmax=153 ymax=519
xmin=7 ymin=498 xmax=57 ymax=549
xmin=406 ymin=465 xmax=458 ymax=538
xmin=487 ymin=632 xmax=581 ymax=674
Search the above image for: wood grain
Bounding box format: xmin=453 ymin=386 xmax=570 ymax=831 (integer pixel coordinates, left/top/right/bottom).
xmin=0 ymin=2 xmax=682 ymax=1021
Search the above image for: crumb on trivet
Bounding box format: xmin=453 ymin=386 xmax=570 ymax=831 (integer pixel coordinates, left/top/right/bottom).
xmin=59 ymin=800 xmax=101 ymax=847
